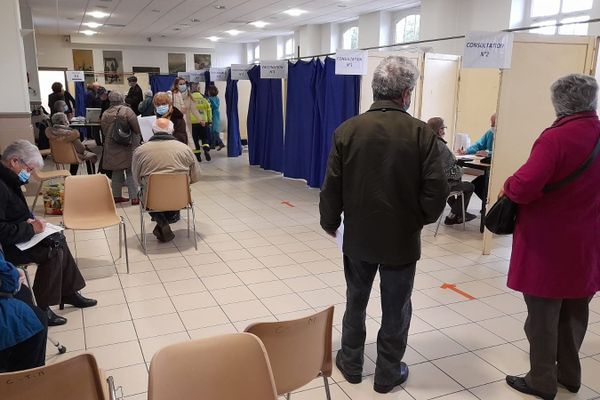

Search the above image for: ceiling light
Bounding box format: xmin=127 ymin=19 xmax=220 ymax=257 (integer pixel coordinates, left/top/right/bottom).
xmin=151 ymin=9 xmax=161 ymax=13
xmin=214 ymin=5 xmax=226 ymax=9
xmin=225 ymin=29 xmax=242 ymax=36
xmin=337 ymin=4 xmax=347 ymax=7
xmin=87 ymin=11 xmax=109 ymax=18
xmin=249 ymin=21 xmax=269 ymax=28
xmin=191 ymin=18 xmax=201 ymax=23
xmin=83 ymin=22 xmax=102 ymax=28
xmin=179 ymin=24 xmax=191 ymax=28
xmin=80 ymin=30 xmax=97 ymax=35
xmin=283 ymin=9 xmax=307 ymax=17
xmin=207 ymin=36 xmax=221 ymax=41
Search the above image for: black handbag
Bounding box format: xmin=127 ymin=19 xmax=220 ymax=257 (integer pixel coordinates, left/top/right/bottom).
xmin=485 ymin=134 xmax=600 ymax=235
xmin=111 ymin=106 xmax=132 ymax=146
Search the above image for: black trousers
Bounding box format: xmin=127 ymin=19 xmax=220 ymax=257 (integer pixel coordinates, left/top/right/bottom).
xmin=338 ymin=255 xmax=416 ymax=387
xmin=472 ymin=175 xmax=488 ymax=201
xmin=0 ymin=286 xmax=48 ymax=372
xmin=447 ymin=180 xmax=474 ymax=216
xmin=191 ymin=123 xmax=210 ymax=153
xmin=69 ymin=161 xmax=95 ymax=175
xmin=523 ymin=294 xmax=592 ymax=395
xmin=5 ymin=234 xmax=85 ymax=308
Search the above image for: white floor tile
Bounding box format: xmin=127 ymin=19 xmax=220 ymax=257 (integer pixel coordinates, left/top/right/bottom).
xmin=433 ymin=352 xmax=505 ymax=388
xmin=133 ymin=313 xmax=186 ymax=339
xmin=474 ymin=343 xmax=530 ymax=375
xmin=403 ymin=362 xmax=464 ymax=400
xmin=221 ymin=299 xmax=272 ymax=322
xmin=409 ymin=330 xmax=468 ymax=360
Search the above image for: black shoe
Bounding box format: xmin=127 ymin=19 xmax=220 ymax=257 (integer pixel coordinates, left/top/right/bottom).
xmin=464 ymin=212 xmax=477 ymax=222
xmin=506 ymin=376 xmax=555 ymax=400
xmin=335 ymin=352 xmax=362 ymax=384
xmin=46 ymin=308 xmax=67 ymax=326
xmin=373 ymin=362 xmax=409 ymax=394
xmin=204 ymin=150 xmax=211 ymax=161
xmin=557 ymin=379 xmax=580 ymax=393
xmin=167 ymin=213 xmax=181 ymax=224
xmin=444 ymin=215 xmax=461 ymax=225
xmin=60 ymin=292 xmax=97 ymax=310
xmin=153 ymin=223 xmax=175 ymax=242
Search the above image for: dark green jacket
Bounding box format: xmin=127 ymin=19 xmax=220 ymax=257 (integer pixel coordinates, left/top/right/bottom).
xmin=319 ymin=100 xmax=449 ymax=265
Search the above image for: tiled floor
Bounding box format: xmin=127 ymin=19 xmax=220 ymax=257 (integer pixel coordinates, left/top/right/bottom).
xmin=31 ymin=151 xmax=600 ymax=400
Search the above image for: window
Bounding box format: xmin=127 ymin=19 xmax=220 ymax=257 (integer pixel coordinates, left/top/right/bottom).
xmin=528 ymin=0 xmax=592 ymax=35
xmin=395 ymin=15 xmax=420 ymax=43
xmin=342 ymin=26 xmax=359 ymax=49
xmin=254 ymin=45 xmax=260 ymax=61
xmin=284 ymin=37 xmax=295 ymax=58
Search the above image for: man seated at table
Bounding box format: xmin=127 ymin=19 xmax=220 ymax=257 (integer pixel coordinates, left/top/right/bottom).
xmin=427 ymin=117 xmax=477 ymax=225
xmin=132 ymin=118 xmax=200 ymax=242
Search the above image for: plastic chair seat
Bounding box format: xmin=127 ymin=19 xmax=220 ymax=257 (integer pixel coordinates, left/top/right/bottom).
xmin=64 ymin=214 xmax=121 ymax=230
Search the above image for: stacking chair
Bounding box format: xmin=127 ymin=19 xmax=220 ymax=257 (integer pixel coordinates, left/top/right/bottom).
xmin=30 ymin=169 xmax=70 ymax=213
xmin=148 ymin=333 xmax=278 ymax=400
xmin=0 ymin=353 xmax=120 ymax=400
xmin=139 ymin=173 xmax=197 ymax=253
xmin=50 ymin=140 xmax=81 ymax=170
xmin=245 ymin=306 xmax=335 ymax=400
xmin=63 ymin=175 xmax=130 ymax=274
xmin=434 ymin=190 xmax=466 ymax=237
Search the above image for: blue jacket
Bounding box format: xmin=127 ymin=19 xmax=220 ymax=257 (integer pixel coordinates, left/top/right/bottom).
xmin=0 ymin=252 xmax=44 ymax=350
xmin=466 ymin=128 xmax=494 ymax=154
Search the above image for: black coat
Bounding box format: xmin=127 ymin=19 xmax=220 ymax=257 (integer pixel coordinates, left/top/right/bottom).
xmin=319 ymin=100 xmax=449 ymax=265
xmin=48 ymin=91 xmax=75 ymax=115
xmin=0 ymin=164 xmax=35 ymax=247
xmin=125 ymin=84 xmax=144 ymax=116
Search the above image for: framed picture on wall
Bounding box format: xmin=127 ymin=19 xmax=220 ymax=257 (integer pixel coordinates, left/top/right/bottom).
xmin=103 ymin=50 xmax=123 ymax=84
xmin=194 ymin=54 xmax=212 ymax=70
xmin=72 ymin=49 xmax=95 ymax=83
xmin=132 ymin=66 xmax=161 ymax=75
xmin=168 ymin=53 xmax=186 ymax=74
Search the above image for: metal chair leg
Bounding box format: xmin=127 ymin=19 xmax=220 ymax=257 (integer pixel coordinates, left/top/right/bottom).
xmin=323 ymin=376 xmax=332 ymax=400
xmin=460 ymin=192 xmax=466 ymax=231
xmin=434 ymin=213 xmax=443 ymax=237
xmin=191 ymin=204 xmax=198 ymax=250
xmin=121 ymin=217 xmax=130 ymax=274
xmin=31 ymin=180 xmax=44 ymax=212
xmin=286 ymin=393 xmax=291 ymax=400
xmin=118 ymin=222 xmax=122 ymax=261
xmin=187 ymin=206 xmax=190 ymax=238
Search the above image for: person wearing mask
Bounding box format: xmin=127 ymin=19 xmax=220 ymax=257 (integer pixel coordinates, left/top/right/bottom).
xmin=132 ymin=118 xmax=200 ymax=242
xmin=46 ymin=112 xmax=98 ymax=175
xmin=100 ymin=92 xmax=141 ymax=205
xmin=0 ymin=140 xmax=97 ymax=326
xmin=171 ymin=78 xmax=202 ymax=143
xmin=153 ymin=91 xmax=187 ymax=144
xmin=503 ymin=74 xmax=600 ymax=400
xmin=138 ymin=89 xmax=155 ymax=117
xmin=458 ymin=113 xmax=496 ymax=200
xmin=320 ymin=56 xmax=448 ymax=394
xmin=190 ymin=85 xmax=211 ymax=162
xmin=427 ymin=117 xmax=476 ymax=225
xmin=48 ymin=82 xmax=75 ymax=117
xmin=125 ymin=76 xmax=144 ymax=116
xmin=207 ymin=85 xmax=225 ymax=151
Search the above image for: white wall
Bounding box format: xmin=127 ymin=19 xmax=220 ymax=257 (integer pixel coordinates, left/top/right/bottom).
xmin=359 ymin=11 xmax=392 ymax=48
xmin=320 ymin=23 xmax=338 ymax=55
xmin=20 ymin=2 xmax=41 ymax=103
xmin=2 ymin=0 xmax=30 ymax=113
xmin=298 ymin=24 xmax=321 ymax=57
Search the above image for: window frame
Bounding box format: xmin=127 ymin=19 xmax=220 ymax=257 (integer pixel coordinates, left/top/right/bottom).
xmin=526 ymin=0 xmax=592 ymax=35
xmin=341 ymin=25 xmax=359 ymax=50
xmin=395 ymin=14 xmax=421 ymax=44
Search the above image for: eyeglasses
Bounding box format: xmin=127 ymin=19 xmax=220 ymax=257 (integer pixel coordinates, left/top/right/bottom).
xmin=19 ymin=159 xmax=34 ymax=172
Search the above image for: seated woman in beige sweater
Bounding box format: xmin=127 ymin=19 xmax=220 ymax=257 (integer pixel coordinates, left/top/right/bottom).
xmin=45 ymin=112 xmax=98 ymax=174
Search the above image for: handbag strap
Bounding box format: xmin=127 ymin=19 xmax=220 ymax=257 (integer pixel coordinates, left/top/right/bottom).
xmin=543 ymin=134 xmax=600 ymax=193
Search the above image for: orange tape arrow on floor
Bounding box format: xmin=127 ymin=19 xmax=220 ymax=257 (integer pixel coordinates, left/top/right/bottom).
xmin=281 ymin=201 xmax=295 ymax=208
xmin=440 ymin=283 xmax=476 ymax=300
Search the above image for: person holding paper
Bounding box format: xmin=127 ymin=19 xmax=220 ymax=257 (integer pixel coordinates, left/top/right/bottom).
xmin=0 ymin=140 xmax=96 ymax=326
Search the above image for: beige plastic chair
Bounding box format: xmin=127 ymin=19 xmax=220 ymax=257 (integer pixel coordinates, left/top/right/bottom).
xmin=148 ymin=333 xmax=278 ymax=400
xmin=139 ymin=172 xmax=197 ymax=253
xmin=63 ymin=175 xmax=130 ymax=273
xmin=30 ymin=169 xmax=70 ymax=213
xmin=245 ymin=306 xmax=335 ymax=400
xmin=0 ymin=353 xmax=119 ymax=400
xmin=50 ymin=140 xmax=81 ymax=170
xmin=434 ymin=190 xmax=466 ymax=237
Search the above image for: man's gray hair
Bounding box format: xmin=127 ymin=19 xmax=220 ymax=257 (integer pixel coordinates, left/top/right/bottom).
xmin=51 ymin=112 xmax=69 ymax=126
xmin=1 ymin=140 xmax=44 ymax=169
xmin=372 ymin=56 xmax=420 ymax=101
xmin=108 ymin=91 xmax=124 ymax=105
xmin=152 ymin=118 xmax=174 ymax=135
xmin=551 ymin=74 xmax=598 ymax=118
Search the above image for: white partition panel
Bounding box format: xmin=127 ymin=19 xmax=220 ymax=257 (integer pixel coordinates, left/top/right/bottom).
xmin=237 ymin=80 xmax=252 ymax=140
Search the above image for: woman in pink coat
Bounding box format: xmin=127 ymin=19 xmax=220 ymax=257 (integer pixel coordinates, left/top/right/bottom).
xmin=503 ymin=74 xmax=600 ymax=400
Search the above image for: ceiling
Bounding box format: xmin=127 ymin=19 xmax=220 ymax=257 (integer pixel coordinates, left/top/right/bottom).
xmin=25 ymin=0 xmax=420 ymax=44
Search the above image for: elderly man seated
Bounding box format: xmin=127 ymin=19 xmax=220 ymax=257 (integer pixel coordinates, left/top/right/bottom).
xmin=427 ymin=117 xmax=477 ymax=225
xmin=132 ymin=118 xmax=200 ymax=242
xmin=46 ymin=112 xmax=98 ymax=175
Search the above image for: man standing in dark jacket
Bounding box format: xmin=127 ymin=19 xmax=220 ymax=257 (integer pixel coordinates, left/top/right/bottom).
xmin=125 ymin=76 xmax=143 ymax=116
xmin=320 ymin=56 xmax=448 ymax=394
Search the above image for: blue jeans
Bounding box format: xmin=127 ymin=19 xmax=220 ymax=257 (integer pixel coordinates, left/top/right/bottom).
xmin=339 ymin=255 xmax=416 ymax=387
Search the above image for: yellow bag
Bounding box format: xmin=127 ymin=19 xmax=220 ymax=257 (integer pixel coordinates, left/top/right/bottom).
xmin=43 ymin=183 xmax=65 ymax=215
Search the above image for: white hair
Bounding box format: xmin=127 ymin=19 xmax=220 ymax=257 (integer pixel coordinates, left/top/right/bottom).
xmin=152 ymin=119 xmax=174 ymax=135
xmin=551 ymin=74 xmax=598 ymax=118
xmin=2 ymin=140 xmax=44 ymax=169
xmin=372 ymin=56 xmax=419 ymax=101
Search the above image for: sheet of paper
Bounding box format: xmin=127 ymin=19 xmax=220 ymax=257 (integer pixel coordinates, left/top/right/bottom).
xmin=137 ymin=115 xmax=156 ymax=142
xmin=15 ymin=223 xmax=64 ymax=251
xmin=336 ymin=220 xmax=344 ymax=254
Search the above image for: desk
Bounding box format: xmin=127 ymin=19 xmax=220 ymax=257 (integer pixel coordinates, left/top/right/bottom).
xmin=457 ymin=158 xmax=491 ymax=233
xmin=70 ymin=123 xmax=102 ymax=145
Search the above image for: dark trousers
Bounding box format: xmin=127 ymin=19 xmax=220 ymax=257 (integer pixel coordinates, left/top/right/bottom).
xmin=472 ymin=175 xmax=488 ymax=201
xmin=0 ymin=286 xmax=48 ymax=372
xmin=447 ymin=181 xmax=474 ymax=216
xmin=191 ymin=123 xmax=210 ymax=153
xmin=5 ymin=235 xmax=85 ymax=309
xmin=523 ymin=294 xmax=592 ymax=395
xmin=150 ymin=211 xmax=180 ymax=225
xmin=69 ymin=161 xmax=95 ymax=175
xmin=339 ymin=255 xmax=416 ymax=387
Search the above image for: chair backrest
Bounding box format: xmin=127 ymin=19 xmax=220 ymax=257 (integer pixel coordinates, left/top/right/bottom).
xmin=245 ymin=306 xmax=334 ymax=395
xmin=144 ymin=173 xmax=191 ymax=212
xmin=148 ymin=333 xmax=278 ymax=400
xmin=63 ymin=175 xmax=120 ymax=229
xmin=0 ymin=353 xmax=108 ymax=400
xmin=50 ymin=140 xmax=80 ymax=164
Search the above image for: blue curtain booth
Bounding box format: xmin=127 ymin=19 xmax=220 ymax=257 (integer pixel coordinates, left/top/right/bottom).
xmin=225 ymin=70 xmax=243 ymax=157
xmin=150 ymin=75 xmax=177 ymax=95
xmin=283 ymin=60 xmax=320 ymax=182
xmin=74 ymin=81 xmax=87 ymax=139
xmin=247 ymin=65 xmax=284 ymax=173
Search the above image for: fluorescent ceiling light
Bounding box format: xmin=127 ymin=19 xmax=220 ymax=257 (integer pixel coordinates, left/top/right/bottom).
xmin=80 ymin=30 xmax=97 ymax=35
xmin=283 ymin=9 xmax=307 ymax=17
xmin=207 ymin=36 xmax=221 ymax=41
xmin=83 ymin=22 xmax=102 ymax=28
xmin=225 ymin=29 xmax=243 ymax=36
xmin=249 ymin=21 xmax=269 ymax=28
xmin=87 ymin=11 xmax=109 ymax=18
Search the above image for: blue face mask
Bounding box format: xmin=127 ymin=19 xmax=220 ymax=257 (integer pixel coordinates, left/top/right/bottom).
xmin=156 ymin=105 xmax=169 ymax=116
xmin=18 ymin=169 xmax=30 ymax=183
xmin=63 ymin=105 xmax=69 ymax=112
xmin=178 ymin=84 xmax=187 ymax=92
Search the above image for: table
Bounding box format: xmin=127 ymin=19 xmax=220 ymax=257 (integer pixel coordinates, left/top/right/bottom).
xmin=70 ymin=122 xmax=102 ymax=145
xmin=457 ymin=157 xmax=491 ymax=233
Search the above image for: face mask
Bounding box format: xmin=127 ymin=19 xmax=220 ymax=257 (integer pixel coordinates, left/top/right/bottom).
xmin=156 ymin=105 xmax=169 ymax=115
xmin=63 ymin=105 xmax=69 ymax=112
xmin=18 ymin=169 xmax=30 ymax=183
xmin=178 ymin=84 xmax=187 ymax=92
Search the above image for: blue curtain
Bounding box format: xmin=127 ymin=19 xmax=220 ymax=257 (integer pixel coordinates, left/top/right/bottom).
xmin=225 ymin=70 xmax=242 ymax=157
xmin=150 ymin=74 xmax=176 ymax=94
xmin=247 ymin=65 xmax=284 ymax=172
xmin=283 ymin=60 xmax=320 ymax=181
xmin=74 ymin=82 xmax=86 ymax=117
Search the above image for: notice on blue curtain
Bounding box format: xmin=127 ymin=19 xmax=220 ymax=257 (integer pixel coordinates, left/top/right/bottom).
xmin=210 ymin=68 xmax=228 ymax=81
xmin=260 ymin=61 xmax=288 ymax=79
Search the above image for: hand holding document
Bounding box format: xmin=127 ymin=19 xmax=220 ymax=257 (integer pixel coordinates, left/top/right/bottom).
xmin=16 ymin=223 xmax=64 ymax=251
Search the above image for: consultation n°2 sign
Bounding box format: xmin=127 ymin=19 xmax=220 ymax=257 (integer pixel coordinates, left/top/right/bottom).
xmin=463 ymin=31 xmax=514 ymax=69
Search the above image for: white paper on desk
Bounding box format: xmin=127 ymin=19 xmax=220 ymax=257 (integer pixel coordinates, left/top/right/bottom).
xmin=15 ymin=223 xmax=64 ymax=251
xmin=336 ymin=220 xmax=344 ymax=253
xmin=137 ymin=115 xmax=156 ymax=142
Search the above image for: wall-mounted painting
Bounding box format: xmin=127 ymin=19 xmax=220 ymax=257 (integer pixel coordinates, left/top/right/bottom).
xmin=132 ymin=66 xmax=161 ymax=75
xmin=103 ymin=50 xmax=123 ymax=84
xmin=168 ymin=53 xmax=186 ymax=74
xmin=72 ymin=49 xmax=95 ymax=83
xmin=194 ymin=54 xmax=212 ymax=70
